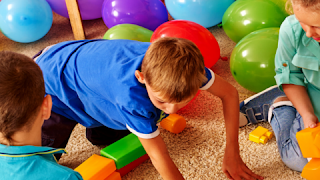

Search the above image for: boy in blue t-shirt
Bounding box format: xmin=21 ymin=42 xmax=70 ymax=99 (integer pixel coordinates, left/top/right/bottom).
xmin=36 ymin=37 xmax=263 ymax=180
xmin=0 ymin=51 xmax=83 ymax=180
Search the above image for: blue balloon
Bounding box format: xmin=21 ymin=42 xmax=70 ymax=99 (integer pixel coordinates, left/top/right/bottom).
xmin=165 ymin=0 xmax=235 ymax=28
xmin=0 ymin=0 xmax=53 ymax=43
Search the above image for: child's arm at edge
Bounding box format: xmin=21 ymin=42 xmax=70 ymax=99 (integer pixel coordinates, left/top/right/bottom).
xmin=206 ymin=73 xmax=264 ymax=180
xmin=282 ymin=84 xmax=318 ymax=128
xmin=139 ymin=135 xmax=184 ymax=180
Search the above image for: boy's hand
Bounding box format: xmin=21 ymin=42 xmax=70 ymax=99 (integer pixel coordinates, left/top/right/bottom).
xmin=139 ymin=136 xmax=184 ymax=180
xmin=222 ymin=148 xmax=264 ymax=180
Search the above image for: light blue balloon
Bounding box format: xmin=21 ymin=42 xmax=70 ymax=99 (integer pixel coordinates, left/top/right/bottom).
xmin=165 ymin=0 xmax=235 ymax=28
xmin=0 ymin=0 xmax=53 ymax=43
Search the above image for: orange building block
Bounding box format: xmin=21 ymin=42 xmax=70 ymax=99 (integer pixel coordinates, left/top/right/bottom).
xmin=296 ymin=123 xmax=320 ymax=158
xmin=104 ymin=172 xmax=121 ymax=180
xmin=75 ymin=154 xmax=116 ymax=180
xmin=301 ymin=158 xmax=320 ymax=180
xmin=160 ymin=114 xmax=186 ymax=134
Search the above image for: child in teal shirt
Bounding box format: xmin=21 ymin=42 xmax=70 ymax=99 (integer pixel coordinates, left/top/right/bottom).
xmin=0 ymin=51 xmax=83 ymax=180
xmin=240 ymin=0 xmax=320 ymax=172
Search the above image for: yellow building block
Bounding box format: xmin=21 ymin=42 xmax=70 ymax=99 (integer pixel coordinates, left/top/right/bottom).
xmin=160 ymin=114 xmax=186 ymax=134
xmin=249 ymin=126 xmax=273 ymax=144
xmin=105 ymin=172 xmax=121 ymax=180
xmin=296 ymin=123 xmax=320 ymax=158
xmin=75 ymin=154 xmax=116 ymax=180
xmin=301 ymin=158 xmax=320 ymax=180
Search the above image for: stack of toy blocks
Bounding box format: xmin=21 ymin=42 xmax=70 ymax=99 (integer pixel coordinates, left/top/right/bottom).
xmin=74 ymin=154 xmax=121 ymax=180
xmin=74 ymin=114 xmax=186 ymax=179
xmin=101 ymin=133 xmax=150 ymax=177
xmin=296 ymin=123 xmax=320 ymax=180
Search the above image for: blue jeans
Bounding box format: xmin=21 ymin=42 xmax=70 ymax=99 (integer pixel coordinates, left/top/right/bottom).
xmin=270 ymin=105 xmax=308 ymax=172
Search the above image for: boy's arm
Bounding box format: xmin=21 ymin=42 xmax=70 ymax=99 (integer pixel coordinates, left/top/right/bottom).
xmin=138 ymin=135 xmax=184 ymax=180
xmin=206 ymin=73 xmax=263 ymax=180
xmin=282 ymin=84 xmax=318 ymax=128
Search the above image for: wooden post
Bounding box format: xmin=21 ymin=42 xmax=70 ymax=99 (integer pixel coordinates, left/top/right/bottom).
xmin=65 ymin=0 xmax=86 ymax=40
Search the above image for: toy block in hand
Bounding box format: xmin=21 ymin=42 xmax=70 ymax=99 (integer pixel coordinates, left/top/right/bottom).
xmin=296 ymin=123 xmax=320 ymax=158
xmin=74 ymin=154 xmax=116 ymax=180
xmin=117 ymin=154 xmax=150 ymax=177
xmin=301 ymin=158 xmax=320 ymax=180
xmin=249 ymin=126 xmax=273 ymax=144
xmin=160 ymin=114 xmax=186 ymax=134
xmin=100 ymin=133 xmax=146 ymax=169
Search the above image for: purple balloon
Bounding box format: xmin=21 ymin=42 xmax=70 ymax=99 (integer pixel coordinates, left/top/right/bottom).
xmin=102 ymin=0 xmax=168 ymax=31
xmin=46 ymin=0 xmax=104 ymax=20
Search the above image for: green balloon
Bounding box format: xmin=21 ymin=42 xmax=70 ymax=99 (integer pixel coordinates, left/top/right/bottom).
xmin=237 ymin=0 xmax=290 ymax=16
xmin=230 ymin=28 xmax=279 ymax=93
xmin=222 ymin=0 xmax=287 ymax=43
xmin=103 ymin=24 xmax=153 ymax=42
xmin=268 ymin=0 xmax=290 ymax=16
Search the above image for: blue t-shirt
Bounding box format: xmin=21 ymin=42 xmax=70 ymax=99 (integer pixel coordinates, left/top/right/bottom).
xmin=0 ymin=144 xmax=83 ymax=180
xmin=36 ymin=39 xmax=214 ymax=139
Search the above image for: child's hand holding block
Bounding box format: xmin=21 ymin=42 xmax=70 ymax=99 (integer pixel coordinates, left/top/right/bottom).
xmin=160 ymin=114 xmax=186 ymax=134
xmin=249 ymin=126 xmax=273 ymax=144
xmin=296 ymin=123 xmax=320 ymax=158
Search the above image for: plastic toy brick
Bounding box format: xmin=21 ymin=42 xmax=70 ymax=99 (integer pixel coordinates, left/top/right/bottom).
xmin=249 ymin=126 xmax=273 ymax=144
xmin=105 ymin=172 xmax=121 ymax=180
xmin=296 ymin=123 xmax=320 ymax=158
xmin=74 ymin=154 xmax=116 ymax=180
xmin=100 ymin=133 xmax=146 ymax=169
xmin=301 ymin=158 xmax=320 ymax=180
xmin=117 ymin=154 xmax=150 ymax=177
xmin=160 ymin=114 xmax=186 ymax=134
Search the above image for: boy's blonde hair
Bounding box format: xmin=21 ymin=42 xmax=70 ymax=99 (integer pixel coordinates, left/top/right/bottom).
xmin=0 ymin=51 xmax=45 ymax=145
xmin=142 ymin=37 xmax=208 ymax=103
xmin=286 ymin=0 xmax=320 ymax=14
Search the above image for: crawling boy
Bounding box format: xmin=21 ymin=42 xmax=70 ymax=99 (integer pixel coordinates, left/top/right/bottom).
xmin=35 ymin=37 xmax=263 ymax=180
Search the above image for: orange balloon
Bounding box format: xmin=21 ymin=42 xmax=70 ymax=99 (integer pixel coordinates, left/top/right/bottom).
xmin=151 ymin=20 xmax=220 ymax=68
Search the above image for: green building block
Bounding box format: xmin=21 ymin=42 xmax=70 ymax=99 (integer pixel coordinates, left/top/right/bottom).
xmin=100 ymin=133 xmax=146 ymax=169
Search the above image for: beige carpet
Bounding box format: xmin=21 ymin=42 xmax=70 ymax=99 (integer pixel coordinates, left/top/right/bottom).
xmin=0 ymin=12 xmax=304 ymax=180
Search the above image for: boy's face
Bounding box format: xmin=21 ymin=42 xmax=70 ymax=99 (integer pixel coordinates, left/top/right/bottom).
xmin=135 ymin=70 xmax=192 ymax=114
xmin=145 ymin=84 xmax=192 ymax=114
xmin=293 ymin=3 xmax=320 ymax=42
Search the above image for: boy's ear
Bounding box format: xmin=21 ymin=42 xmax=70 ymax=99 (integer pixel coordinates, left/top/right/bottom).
xmin=41 ymin=95 xmax=52 ymax=120
xmin=135 ymin=70 xmax=145 ymax=84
